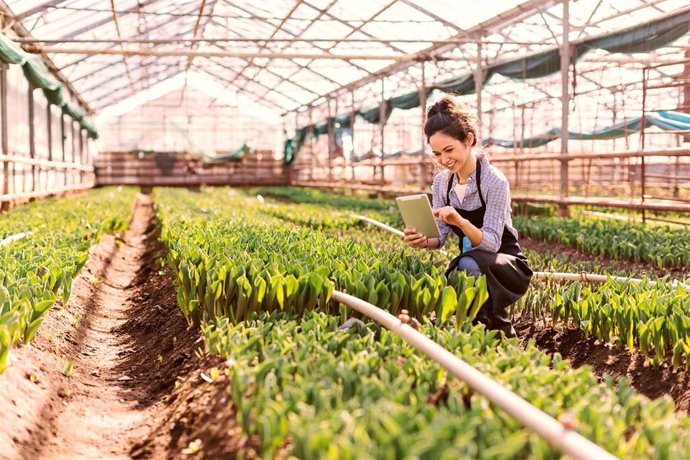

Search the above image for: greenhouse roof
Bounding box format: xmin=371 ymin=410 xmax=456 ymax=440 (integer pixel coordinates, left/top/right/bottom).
xmin=1 ymin=0 xmax=689 ymax=117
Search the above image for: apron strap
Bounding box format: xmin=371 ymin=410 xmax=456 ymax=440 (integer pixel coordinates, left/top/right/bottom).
xmin=445 ymin=171 xmax=454 ymax=206
xmin=445 ymin=156 xmax=486 ymax=208
xmin=476 ymin=157 xmax=486 ymax=208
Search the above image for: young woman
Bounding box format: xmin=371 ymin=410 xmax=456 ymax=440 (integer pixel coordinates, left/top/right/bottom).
xmin=403 ymin=96 xmax=532 ymax=338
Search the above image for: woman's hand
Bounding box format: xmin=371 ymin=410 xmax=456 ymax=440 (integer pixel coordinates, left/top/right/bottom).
xmin=432 ymin=206 xmax=466 ymax=228
xmin=403 ymin=227 xmax=428 ymax=249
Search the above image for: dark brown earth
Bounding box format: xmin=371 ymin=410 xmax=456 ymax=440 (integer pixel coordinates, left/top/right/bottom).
xmin=0 ymin=193 xmax=254 ymax=460
xmin=515 ymin=320 xmax=690 ymax=413
xmin=517 ymin=236 xmax=690 ymax=413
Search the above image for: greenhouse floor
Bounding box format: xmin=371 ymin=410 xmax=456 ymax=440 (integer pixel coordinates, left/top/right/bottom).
xmin=516 ymin=321 xmax=690 ymax=412
xmin=0 ymin=194 xmax=243 ymax=459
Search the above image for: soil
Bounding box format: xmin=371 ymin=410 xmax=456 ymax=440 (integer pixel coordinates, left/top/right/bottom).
xmin=520 ymin=236 xmax=689 ymax=280
xmin=0 ymin=193 xmax=254 ymax=460
xmin=515 ymin=320 xmax=690 ymax=413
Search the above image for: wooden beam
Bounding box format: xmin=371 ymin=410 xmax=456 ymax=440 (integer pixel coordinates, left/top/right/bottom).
xmin=36 ymin=47 xmax=412 ymax=61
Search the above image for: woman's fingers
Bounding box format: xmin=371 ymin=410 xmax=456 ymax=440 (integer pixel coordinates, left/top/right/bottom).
xmin=403 ymin=229 xmax=427 ymax=248
xmin=433 ymin=206 xmax=458 ymax=225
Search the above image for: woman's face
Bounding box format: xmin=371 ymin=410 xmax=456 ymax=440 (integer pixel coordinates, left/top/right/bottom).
xmin=429 ymin=131 xmax=473 ymax=174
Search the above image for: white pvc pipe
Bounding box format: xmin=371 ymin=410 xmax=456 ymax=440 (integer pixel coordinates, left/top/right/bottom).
xmin=534 ymin=271 xmax=690 ymax=292
xmin=353 ymin=214 xmax=405 ymax=237
xmin=0 ymin=231 xmax=31 ymax=247
xmin=353 ymin=215 xmax=689 ymax=291
xmin=332 ymin=290 xmax=617 ymax=460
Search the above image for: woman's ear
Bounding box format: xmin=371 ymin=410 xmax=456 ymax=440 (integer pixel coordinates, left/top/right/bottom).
xmin=465 ymin=132 xmax=474 ymax=146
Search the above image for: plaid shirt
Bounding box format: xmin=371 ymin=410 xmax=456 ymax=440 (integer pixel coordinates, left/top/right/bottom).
xmin=431 ymin=154 xmax=518 ymax=253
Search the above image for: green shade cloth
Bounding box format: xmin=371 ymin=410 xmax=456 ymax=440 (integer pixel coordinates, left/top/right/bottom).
xmin=313 ymin=120 xmax=329 ymax=139
xmin=334 ymin=114 xmax=353 ymax=129
xmin=43 ymin=86 xmax=64 ymax=106
xmin=62 ymin=102 xmax=86 ymax=121
xmin=357 ymin=102 xmax=393 ymax=124
xmin=433 ymin=74 xmax=481 ymax=93
xmin=0 ymin=33 xmax=98 ymax=138
xmin=80 ymin=118 xmax=99 ymax=140
xmin=584 ymin=9 xmax=690 ymax=54
xmin=0 ymin=33 xmax=27 ymax=65
xmin=486 ymin=111 xmax=690 ymax=148
xmin=201 ymin=144 xmax=250 ymax=163
xmin=283 ymin=138 xmax=296 ymax=166
xmin=389 ymin=90 xmax=425 ymax=110
xmin=22 ymin=53 xmax=60 ymax=91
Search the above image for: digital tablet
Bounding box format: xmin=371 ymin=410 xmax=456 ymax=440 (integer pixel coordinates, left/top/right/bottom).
xmin=395 ymin=194 xmax=441 ymax=238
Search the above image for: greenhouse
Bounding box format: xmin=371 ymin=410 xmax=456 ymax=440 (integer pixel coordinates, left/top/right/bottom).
xmin=0 ymin=0 xmax=689 ymax=458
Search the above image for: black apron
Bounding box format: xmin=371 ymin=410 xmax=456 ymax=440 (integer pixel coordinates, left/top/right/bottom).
xmin=444 ymin=160 xmax=532 ymax=337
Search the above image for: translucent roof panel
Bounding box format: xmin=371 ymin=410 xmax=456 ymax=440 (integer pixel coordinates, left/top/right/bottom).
xmin=3 ymin=0 xmax=688 ymax=118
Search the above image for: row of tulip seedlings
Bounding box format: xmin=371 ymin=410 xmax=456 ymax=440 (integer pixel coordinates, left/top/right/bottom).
xmin=0 ymin=187 xmax=136 ymax=373
xmin=155 ymin=187 xmax=690 ymax=459
xmin=254 ymin=189 xmax=690 ymax=371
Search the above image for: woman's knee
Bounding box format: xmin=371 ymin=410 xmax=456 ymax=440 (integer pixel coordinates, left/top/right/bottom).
xmin=457 ymin=256 xmax=482 ymax=278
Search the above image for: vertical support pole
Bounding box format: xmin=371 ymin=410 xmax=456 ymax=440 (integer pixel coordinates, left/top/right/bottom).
xmin=419 ymin=61 xmax=427 ymax=189
xmin=70 ymin=119 xmax=76 ymax=164
xmin=28 ymin=85 xmax=36 ymax=193
xmin=350 ymin=91 xmax=356 ymax=188
xmin=512 ymin=103 xmax=519 ymax=190
xmin=379 ymin=78 xmax=386 ymax=195
xmin=0 ymin=63 xmax=9 ymax=211
xmin=559 ymin=0 xmax=570 ymax=217
xmin=475 ymin=40 xmax=483 ymax=141
xmin=308 ymin=106 xmax=314 ymax=182
xmin=61 ymin=112 xmax=67 ymax=186
xmin=47 ymin=104 xmax=52 ymax=191
xmin=684 ymin=40 xmax=690 ymax=144
xmin=640 ymin=67 xmax=648 ymax=223
xmin=79 ymin=128 xmax=85 ymax=187
xmin=327 ymin=97 xmax=333 ymax=183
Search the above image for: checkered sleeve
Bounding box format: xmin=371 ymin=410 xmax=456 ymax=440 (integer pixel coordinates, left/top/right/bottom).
xmin=474 ymin=170 xmax=510 ymax=253
xmin=431 ymin=172 xmax=451 ymax=249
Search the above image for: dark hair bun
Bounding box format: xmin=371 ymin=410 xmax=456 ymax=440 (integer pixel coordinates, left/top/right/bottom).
xmin=424 ymin=95 xmax=478 ymax=146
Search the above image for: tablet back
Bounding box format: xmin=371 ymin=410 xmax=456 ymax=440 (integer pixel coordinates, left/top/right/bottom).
xmin=395 ymin=194 xmax=441 ymax=238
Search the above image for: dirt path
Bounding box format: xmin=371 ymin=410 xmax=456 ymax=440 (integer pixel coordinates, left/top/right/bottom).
xmin=0 ymin=193 xmax=197 ymax=460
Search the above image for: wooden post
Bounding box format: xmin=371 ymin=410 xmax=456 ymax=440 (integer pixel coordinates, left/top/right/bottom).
xmin=379 ymin=78 xmax=386 ymax=196
xmin=640 ymin=67 xmax=647 ymax=223
xmin=350 ymin=91 xmax=356 ymax=188
xmin=308 ymin=107 xmax=314 ymax=182
xmin=78 ymin=128 xmax=84 ymax=186
xmin=327 ymin=97 xmax=333 ymax=183
xmin=1 ymin=63 xmax=9 ymax=211
xmin=559 ymin=0 xmax=570 ymax=217
xmin=61 ymin=113 xmax=67 ymax=186
xmin=28 ymin=85 xmax=36 ymax=193
xmin=47 ymin=104 xmax=53 ymax=191
xmin=475 ymin=41 xmax=483 ymax=141
xmin=419 ymin=61 xmax=427 ymax=189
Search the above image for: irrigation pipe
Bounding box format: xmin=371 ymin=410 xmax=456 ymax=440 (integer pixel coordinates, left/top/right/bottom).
xmin=353 ymin=214 xmax=404 ymax=237
xmin=353 ymin=215 xmax=690 ymax=291
xmin=534 ymin=271 xmax=690 ymax=292
xmin=354 ymin=214 xmax=453 ymax=257
xmin=0 ymin=231 xmax=31 ymax=247
xmin=332 ymin=290 xmax=617 ymax=460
